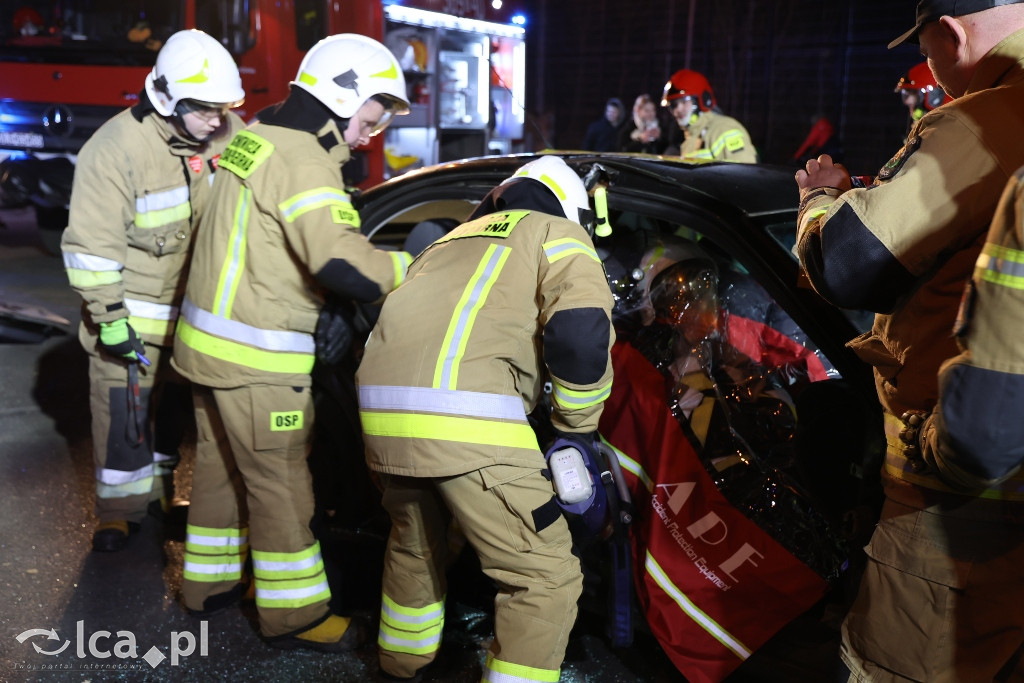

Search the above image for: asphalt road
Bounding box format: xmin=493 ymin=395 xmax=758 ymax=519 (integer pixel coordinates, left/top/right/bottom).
xmin=0 ymin=207 xmax=842 ymax=682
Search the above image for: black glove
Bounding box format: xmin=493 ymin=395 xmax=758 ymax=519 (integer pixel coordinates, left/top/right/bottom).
xmin=314 ymin=298 xmax=354 ymax=366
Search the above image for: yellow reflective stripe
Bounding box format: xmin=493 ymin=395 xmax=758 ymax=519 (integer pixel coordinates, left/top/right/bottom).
xmin=645 ymin=551 xmax=751 ymax=661
xmin=183 ymin=551 xmax=245 ymax=582
xmin=684 ymin=149 xmax=715 ymax=161
xmin=378 ymin=620 xmax=443 ymax=655
xmin=96 ymin=477 xmax=153 ymax=499
xmin=254 ymin=575 xmax=331 ymax=608
xmin=185 ymin=525 xmax=248 ymax=553
xmin=176 ymin=318 xmax=315 ymax=375
xmin=360 ymin=411 xmax=540 ymax=450
xmin=600 ymin=436 xmax=653 ymax=493
xmin=710 ymin=129 xmax=745 ymax=156
xmin=214 ymin=186 xmax=251 ymax=317
xmin=433 ymin=244 xmax=511 ymax=389
xmin=134 ymin=202 xmax=191 ymax=229
xmin=542 ymin=237 xmax=601 ymax=264
xmin=805 ymin=206 xmax=830 ymax=222
xmin=128 ymin=316 xmax=174 ymax=338
xmin=392 ymin=251 xmax=412 ymax=288
xmin=881 ymin=413 xmax=1024 ymax=500
xmin=279 ymin=186 xmax=352 ymax=223
xmin=380 ymin=593 xmax=445 ymax=625
xmin=551 ymin=380 xmax=612 ymax=409
xmin=976 ymin=242 xmax=1024 ymax=290
xmin=252 ymin=543 xmax=323 ymax=579
xmin=483 ymin=653 xmax=560 ymax=683
xmin=66 ymin=268 xmax=122 ymax=288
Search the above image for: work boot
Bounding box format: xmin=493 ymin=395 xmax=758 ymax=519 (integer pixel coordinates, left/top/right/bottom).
xmin=264 ymin=614 xmax=370 ymax=653
xmin=186 ymin=579 xmax=255 ymax=618
xmin=91 ymin=520 xmax=140 ymax=553
xmin=375 ymin=668 xmax=425 ymax=683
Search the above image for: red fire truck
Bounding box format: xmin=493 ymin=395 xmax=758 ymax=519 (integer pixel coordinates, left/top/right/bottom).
xmin=0 ymin=0 xmax=527 ymax=249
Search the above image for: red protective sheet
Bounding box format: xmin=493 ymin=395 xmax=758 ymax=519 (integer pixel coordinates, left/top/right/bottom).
xmin=599 ymin=341 xmax=828 ymax=683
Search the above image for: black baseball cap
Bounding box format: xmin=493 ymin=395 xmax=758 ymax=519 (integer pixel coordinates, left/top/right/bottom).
xmin=888 ymin=0 xmax=1024 ymax=48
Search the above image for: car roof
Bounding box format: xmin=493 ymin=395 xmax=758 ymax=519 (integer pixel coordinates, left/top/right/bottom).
xmin=364 ymin=152 xmax=800 ymax=221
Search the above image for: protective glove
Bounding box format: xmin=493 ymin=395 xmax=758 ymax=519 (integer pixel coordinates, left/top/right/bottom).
xmin=98 ymin=318 xmax=148 ymax=364
xmin=314 ymin=298 xmax=354 ymax=366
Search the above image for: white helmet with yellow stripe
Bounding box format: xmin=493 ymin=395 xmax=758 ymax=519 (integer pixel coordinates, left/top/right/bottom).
xmin=502 ymin=156 xmax=594 ymax=233
xmin=145 ymin=30 xmax=244 ymax=117
xmin=291 ymin=33 xmax=410 ymax=130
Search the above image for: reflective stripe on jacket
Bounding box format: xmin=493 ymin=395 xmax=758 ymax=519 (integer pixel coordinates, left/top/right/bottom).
xmin=681 ymin=111 xmax=757 ymax=164
xmin=357 ymin=209 xmax=614 ymax=477
xmin=61 ymin=105 xmax=244 ymax=346
xmin=173 ymin=120 xmax=407 ymax=388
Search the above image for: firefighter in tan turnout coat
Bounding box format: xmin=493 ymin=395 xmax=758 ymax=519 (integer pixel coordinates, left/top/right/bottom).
xmin=171 ymin=34 xmax=411 ymax=652
xmin=61 ymin=30 xmax=245 ymax=553
xmin=356 ymin=156 xmax=615 ymax=683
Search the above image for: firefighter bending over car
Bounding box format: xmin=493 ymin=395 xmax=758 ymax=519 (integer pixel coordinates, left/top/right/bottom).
xmin=61 ymin=30 xmax=246 ymax=553
xmin=170 ymin=34 xmax=412 ymax=653
xmin=355 ymin=156 xmax=615 ymax=683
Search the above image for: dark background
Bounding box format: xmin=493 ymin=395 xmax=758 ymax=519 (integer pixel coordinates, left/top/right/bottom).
xmin=520 ymin=0 xmax=923 ymax=175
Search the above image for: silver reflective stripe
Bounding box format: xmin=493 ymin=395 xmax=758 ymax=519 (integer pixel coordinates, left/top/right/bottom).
xmin=63 ymin=252 xmax=123 ymax=271
xmin=125 ymin=298 xmax=178 ymax=321
xmin=96 ymin=464 xmax=154 ymax=485
xmin=978 ymin=251 xmax=1024 ymax=278
xmin=181 ymin=297 xmax=315 ymax=354
xmin=358 ymin=385 xmax=527 ymax=421
xmin=379 ymin=629 xmax=443 ymax=650
xmin=136 ymin=186 xmax=189 ymax=214
xmin=253 ymin=554 xmax=321 ymax=573
xmin=257 ymin=580 xmax=329 ymax=601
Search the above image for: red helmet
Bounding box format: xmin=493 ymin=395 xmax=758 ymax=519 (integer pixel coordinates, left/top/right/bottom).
xmin=895 ymin=62 xmax=951 ymax=113
xmin=13 ymin=7 xmax=45 ymax=34
xmin=661 ymin=69 xmax=716 ymax=111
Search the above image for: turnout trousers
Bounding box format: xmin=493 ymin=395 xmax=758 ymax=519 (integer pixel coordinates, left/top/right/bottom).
xmin=182 ymin=383 xmax=332 ymax=638
xmin=841 ymin=497 xmax=1024 ymax=682
xmin=377 ymin=466 xmax=582 ymax=682
xmin=88 ymin=341 xmax=188 ymax=524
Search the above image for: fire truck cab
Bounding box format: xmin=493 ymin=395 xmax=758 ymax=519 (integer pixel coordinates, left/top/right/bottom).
xmin=0 ymin=0 xmax=526 ymax=249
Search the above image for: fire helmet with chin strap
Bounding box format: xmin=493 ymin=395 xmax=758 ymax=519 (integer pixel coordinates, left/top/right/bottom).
xmin=291 ymin=33 xmax=410 ymax=134
xmin=144 ymin=30 xmax=244 ymax=117
xmin=501 ymin=156 xmax=595 ymax=234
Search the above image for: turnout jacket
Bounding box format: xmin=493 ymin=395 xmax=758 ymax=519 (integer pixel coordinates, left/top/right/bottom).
xmin=926 ymin=169 xmax=1024 ymax=491
xmin=796 ymin=30 xmax=1024 ymax=506
xmin=172 ymin=119 xmax=410 ymax=389
xmin=62 ymin=101 xmax=245 ymax=347
xmin=357 ymin=209 xmax=615 ymax=477
xmin=681 ymin=110 xmax=756 ymax=164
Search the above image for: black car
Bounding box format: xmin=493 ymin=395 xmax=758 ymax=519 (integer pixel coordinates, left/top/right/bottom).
xmin=313 ymin=152 xmax=885 ymax=682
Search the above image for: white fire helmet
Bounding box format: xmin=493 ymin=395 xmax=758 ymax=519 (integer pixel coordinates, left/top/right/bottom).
xmin=291 ymin=33 xmax=410 ymax=131
xmin=502 ymin=156 xmax=594 ymax=231
xmin=144 ymin=30 xmax=245 ymax=117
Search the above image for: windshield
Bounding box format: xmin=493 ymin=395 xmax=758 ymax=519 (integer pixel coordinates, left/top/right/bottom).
xmin=0 ymin=1 xmax=251 ymax=66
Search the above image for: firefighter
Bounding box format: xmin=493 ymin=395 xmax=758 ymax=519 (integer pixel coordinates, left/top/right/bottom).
xmin=795 ymin=0 xmax=1024 ymax=678
xmin=170 ymin=33 xmax=411 ymax=652
xmin=895 ymin=61 xmax=952 ymax=140
xmin=355 ymin=156 xmax=614 ymax=682
xmin=661 ymin=69 xmax=757 ymax=163
xmin=61 ymin=30 xmax=246 ymax=553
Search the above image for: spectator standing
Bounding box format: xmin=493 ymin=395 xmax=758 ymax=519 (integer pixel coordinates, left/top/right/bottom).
xmin=619 ymin=93 xmax=666 ymax=154
xmin=582 ymin=97 xmax=625 ymax=151
xmin=794 ymin=0 xmax=1024 ymax=679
